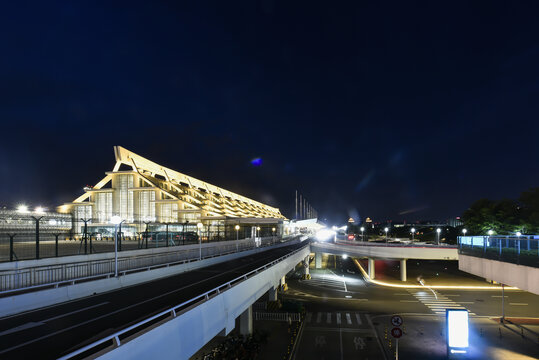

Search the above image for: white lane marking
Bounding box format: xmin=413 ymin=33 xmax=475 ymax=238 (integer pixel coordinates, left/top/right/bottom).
xmin=42 ymin=302 xmax=109 ymax=323
xmin=306 ymin=313 xmax=312 ymax=323
xmin=355 ymin=313 xmax=362 ymax=325
xmin=0 ymin=322 xmax=44 ymax=337
xmin=336 ymin=313 xmax=341 ymax=325
xmin=458 ymin=302 xmax=475 ymax=304
xmin=509 ymin=303 xmax=528 ymax=306
xmin=491 ymin=295 xmax=508 ymax=298
xmin=0 ymin=302 xmax=109 ymax=337
xmin=346 ymin=313 xmax=352 ymax=325
xmin=400 ymin=300 xmax=419 ymax=302
xmin=317 ymin=312 xmax=322 ymax=323
xmin=444 ymin=294 xmax=461 ymax=297
xmin=327 ymin=312 xmax=332 ymax=324
xmin=395 ymin=293 xmax=411 ymax=296
xmin=342 ymin=275 xmax=348 ymax=292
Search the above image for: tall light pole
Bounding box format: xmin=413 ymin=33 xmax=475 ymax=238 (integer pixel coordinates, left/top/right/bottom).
xmin=360 ymin=227 xmax=365 ymax=241
xmin=411 ymin=227 xmax=415 ymax=241
xmin=111 ymin=215 xmax=124 ymax=277
xmin=462 ymin=228 xmax=467 ymax=236
xmin=384 ymin=227 xmax=389 ymax=243
xmin=488 ymin=230 xmax=493 ymax=236
xmin=235 ymin=224 xmax=240 ymax=252
xmin=272 ymin=227 xmax=276 ymax=244
xmin=436 ymin=228 xmax=441 ymax=245
xmin=197 ymin=222 xmax=203 ymax=260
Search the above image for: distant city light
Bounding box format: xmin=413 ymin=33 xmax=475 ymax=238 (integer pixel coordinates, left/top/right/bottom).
xmin=342 ymin=254 xmax=348 ymax=259
xmin=315 ymin=229 xmax=335 ymax=242
xmin=17 ymin=204 xmax=29 ymax=213
xmin=34 ymin=206 xmax=45 ymax=214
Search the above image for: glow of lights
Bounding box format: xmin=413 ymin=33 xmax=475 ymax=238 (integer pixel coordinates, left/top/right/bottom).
xmin=360 ymin=227 xmax=365 ymax=232
xmin=315 ymin=229 xmax=336 ymax=242
xmin=250 ymin=158 xmax=262 ymax=166
xmin=342 ymin=254 xmax=348 ymax=259
xmin=235 ymin=225 xmax=240 ymax=230
xmin=345 ymin=295 xmax=352 ymax=298
xmin=34 ymin=206 xmax=45 ymax=214
xmin=17 ymin=204 xmax=29 ymax=213
xmin=516 ymin=231 xmax=521 ymax=237
xmin=110 ymin=215 xmax=122 ymax=225
xmin=447 ymin=310 xmax=469 ymax=349
xmin=411 ymin=227 xmax=415 ymax=233
xmin=272 ymin=227 xmax=276 ymax=232
xmin=257 ymin=226 xmax=260 ymax=231
xmin=384 ymin=227 xmax=388 ymax=232
xmin=48 ymin=219 xmax=57 ymax=226
xmin=488 ymin=230 xmax=493 ymax=236
xmin=462 ymin=229 xmax=467 ymax=235
xmin=436 ymin=228 xmax=441 ymax=233
xmin=197 ymin=222 xmax=203 ymax=229
xmin=450 ymin=349 xmax=467 ymax=354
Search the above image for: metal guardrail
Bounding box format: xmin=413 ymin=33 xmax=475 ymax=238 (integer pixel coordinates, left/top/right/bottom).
xmin=0 ymin=237 xmax=283 ymax=294
xmin=334 ymin=240 xmax=457 ymax=248
xmin=58 ymin=243 xmax=309 ymax=360
xmin=458 ymin=236 xmax=539 ymax=268
xmin=254 ymin=312 xmax=301 ymax=322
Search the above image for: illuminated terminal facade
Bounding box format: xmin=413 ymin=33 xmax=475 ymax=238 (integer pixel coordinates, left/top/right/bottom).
xmin=58 ymin=146 xmax=286 ymax=239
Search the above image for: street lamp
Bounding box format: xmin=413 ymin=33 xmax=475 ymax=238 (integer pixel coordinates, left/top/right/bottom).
xmin=235 ymin=224 xmax=240 ymax=252
xmin=462 ymin=228 xmax=467 ymax=236
xmin=411 ymin=228 xmax=416 ymax=241
xmin=256 ymin=226 xmax=261 ymax=238
xmin=516 ymin=231 xmax=522 ymax=237
xmin=436 ymin=228 xmax=441 ymax=245
xmin=272 ymin=227 xmax=276 ymax=244
xmin=17 ymin=204 xmax=28 ymax=213
xmin=384 ymin=227 xmax=389 ymax=243
xmin=197 ymin=222 xmax=203 ymax=259
xmin=360 ymin=227 xmax=365 ymax=241
xmin=111 ymin=215 xmax=124 ymax=277
xmin=488 ymin=230 xmax=493 ymax=236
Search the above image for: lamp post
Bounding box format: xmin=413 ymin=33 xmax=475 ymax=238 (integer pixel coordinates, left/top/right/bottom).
xmin=488 ymin=230 xmax=493 ymax=236
xmin=235 ymin=224 xmax=240 ymax=252
xmin=360 ymin=227 xmax=365 ymax=242
xmin=411 ymin=227 xmax=415 ymax=241
xmin=272 ymin=227 xmax=276 ymax=244
xmin=462 ymin=228 xmax=467 ymax=236
xmin=111 ymin=215 xmax=124 ymax=277
xmin=197 ymin=222 xmax=203 ymax=260
xmin=80 ymin=218 xmax=91 ymax=254
xmin=384 ymin=227 xmax=389 ymax=243
xmin=436 ymin=228 xmax=441 ymax=245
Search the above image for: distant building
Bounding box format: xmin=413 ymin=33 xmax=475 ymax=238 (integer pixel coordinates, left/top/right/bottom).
xmin=447 ymin=217 xmax=464 ymax=227
xmin=58 ymin=146 xmax=286 ymax=237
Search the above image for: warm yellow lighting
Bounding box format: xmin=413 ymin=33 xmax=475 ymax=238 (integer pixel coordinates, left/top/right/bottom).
xmin=352 ymin=259 xmax=519 ymax=290
xmin=272 ymin=227 xmax=276 ymax=232
xmin=257 ymin=226 xmax=260 ymax=231
xmin=197 ymin=222 xmax=203 ymax=229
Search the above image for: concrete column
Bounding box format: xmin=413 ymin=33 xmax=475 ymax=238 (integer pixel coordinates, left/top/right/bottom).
xmin=303 ymin=255 xmax=310 ymax=275
xmin=368 ymin=258 xmax=375 ymax=279
xmin=268 ymin=286 xmax=278 ymax=301
xmin=400 ymin=259 xmax=407 ymax=282
xmin=315 ymin=252 xmax=322 ymax=269
xmin=281 ymin=275 xmax=286 ymax=287
xmin=239 ymin=306 xmax=253 ymax=335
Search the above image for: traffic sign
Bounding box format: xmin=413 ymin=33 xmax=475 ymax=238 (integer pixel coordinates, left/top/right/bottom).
xmin=391 ymin=327 xmax=403 ymax=338
xmin=391 ymin=315 xmax=403 ymax=327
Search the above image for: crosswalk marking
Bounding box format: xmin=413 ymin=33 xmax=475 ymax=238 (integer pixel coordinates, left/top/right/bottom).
xmin=355 ymin=313 xmax=362 ymax=325
xmin=346 ymin=313 xmax=352 ymax=325
xmin=336 ymin=313 xmax=341 ymax=325
xmin=305 ymin=312 xmax=365 ymax=326
xmin=408 ymin=290 xmax=476 ymax=316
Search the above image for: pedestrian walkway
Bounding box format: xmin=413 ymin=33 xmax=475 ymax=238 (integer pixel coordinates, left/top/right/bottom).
xmin=407 ymin=289 xmax=476 ymax=315
xmin=304 ymin=311 xmax=368 ymax=328
xmin=300 ymin=274 xmax=346 ymax=291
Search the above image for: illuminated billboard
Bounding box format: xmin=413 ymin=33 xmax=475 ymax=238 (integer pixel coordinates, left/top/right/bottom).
xmin=446 ymin=309 xmax=469 ymax=355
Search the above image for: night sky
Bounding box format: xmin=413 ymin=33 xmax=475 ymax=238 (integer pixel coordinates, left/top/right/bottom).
xmin=1 ymin=1 xmax=538 ymax=225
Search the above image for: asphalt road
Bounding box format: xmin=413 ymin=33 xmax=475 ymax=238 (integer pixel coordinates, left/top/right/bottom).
xmin=0 ymin=241 xmax=307 ymax=359
xmin=285 ymin=257 xmax=539 ymax=360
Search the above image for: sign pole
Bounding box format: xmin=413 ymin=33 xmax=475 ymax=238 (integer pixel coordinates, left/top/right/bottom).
xmin=396 ymin=338 xmax=399 ymax=360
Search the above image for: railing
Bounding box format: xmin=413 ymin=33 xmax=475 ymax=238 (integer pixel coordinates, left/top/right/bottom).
xmin=254 ymin=312 xmax=301 ymax=322
xmin=331 ymin=240 xmax=457 ymax=248
xmin=458 ymin=235 xmax=539 ymax=268
xmin=58 ymin=243 xmax=309 ymax=360
xmin=0 ymin=236 xmax=286 ymax=294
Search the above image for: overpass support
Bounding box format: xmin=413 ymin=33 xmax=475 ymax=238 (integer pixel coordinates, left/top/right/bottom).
xmin=368 ymin=258 xmax=375 ymax=279
xmin=239 ymin=306 xmax=253 ymax=335
xmin=315 ymin=252 xmax=322 ymax=269
xmin=400 ymin=259 xmax=407 ymax=282
xmin=268 ymin=286 xmax=278 ymax=301
xmin=280 ymin=275 xmax=287 ymax=291
xmin=303 ymin=256 xmax=310 ymax=276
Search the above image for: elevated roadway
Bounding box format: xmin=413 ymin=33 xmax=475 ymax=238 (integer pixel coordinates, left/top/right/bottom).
xmin=0 ymin=241 xmax=309 ymax=359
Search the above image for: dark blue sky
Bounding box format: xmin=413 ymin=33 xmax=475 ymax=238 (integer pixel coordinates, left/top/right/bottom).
xmin=1 ymin=1 xmax=538 ymax=224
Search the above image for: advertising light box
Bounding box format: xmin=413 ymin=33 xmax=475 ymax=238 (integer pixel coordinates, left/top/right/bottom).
xmin=446 ymin=309 xmax=469 ymax=354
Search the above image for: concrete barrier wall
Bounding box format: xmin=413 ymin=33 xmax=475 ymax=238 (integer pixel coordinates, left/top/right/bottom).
xmin=311 ymin=242 xmax=458 ymax=260
xmin=0 ymin=239 xmax=298 ymax=317
xmin=459 ymin=254 xmax=539 ymax=295
xmin=96 ymin=246 xmax=311 ymax=360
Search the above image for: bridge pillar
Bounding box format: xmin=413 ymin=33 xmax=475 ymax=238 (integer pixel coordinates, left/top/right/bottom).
xmin=269 ymin=286 xmax=278 ymax=301
xmin=303 ymin=255 xmax=310 ymax=276
xmin=280 ymin=275 xmax=286 ymax=291
xmin=315 ymin=252 xmax=322 ymax=269
xmin=239 ymin=305 xmax=253 ymax=336
xmin=368 ymin=258 xmax=375 ymax=279
xmin=400 ymin=259 xmax=407 ymax=282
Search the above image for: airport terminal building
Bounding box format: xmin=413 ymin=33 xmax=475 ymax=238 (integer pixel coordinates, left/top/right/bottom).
xmin=58 ymin=146 xmax=286 ymax=240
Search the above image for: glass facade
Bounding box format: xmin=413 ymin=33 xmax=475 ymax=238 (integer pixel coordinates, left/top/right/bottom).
xmin=160 ymin=203 xmax=178 ymax=222
xmin=116 ymin=174 xmax=134 ymax=222
xmin=96 ymin=192 xmax=113 ymax=223
xmin=139 ymin=190 xmax=156 ymax=220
